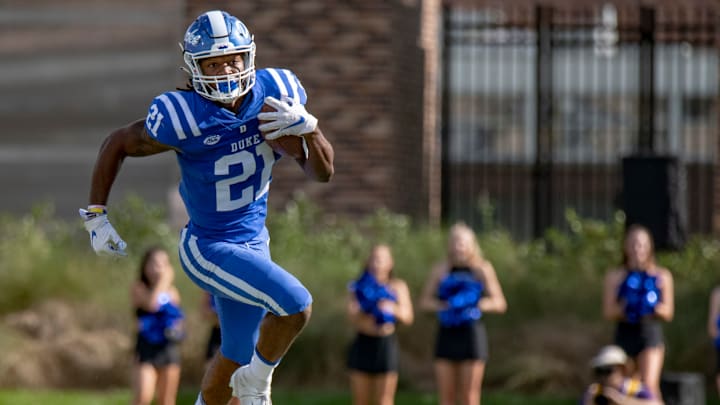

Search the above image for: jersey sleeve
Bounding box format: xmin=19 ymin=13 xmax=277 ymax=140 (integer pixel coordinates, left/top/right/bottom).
xmin=260 ymin=68 xmax=309 ymax=105
xmin=144 ymin=92 xmax=202 ymax=149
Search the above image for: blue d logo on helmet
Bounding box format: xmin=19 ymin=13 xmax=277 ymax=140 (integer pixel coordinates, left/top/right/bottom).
xmin=182 ymin=10 xmax=256 ymax=103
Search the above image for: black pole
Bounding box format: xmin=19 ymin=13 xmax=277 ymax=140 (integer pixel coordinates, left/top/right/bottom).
xmin=440 ymin=5 xmax=452 ymax=224
xmin=533 ymin=5 xmax=554 ymax=238
xmin=638 ymin=6 xmax=656 ymax=153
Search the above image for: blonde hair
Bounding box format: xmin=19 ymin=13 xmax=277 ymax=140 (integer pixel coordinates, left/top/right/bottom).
xmin=448 ymin=222 xmax=484 ymax=266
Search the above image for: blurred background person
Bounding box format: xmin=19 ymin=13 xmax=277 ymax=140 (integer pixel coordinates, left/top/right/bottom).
xmin=581 ymin=345 xmax=662 ymax=405
xmin=419 ymin=222 xmax=507 ymax=405
xmin=346 ymin=244 xmax=414 ymax=405
xmin=131 ymin=247 xmax=185 ymax=405
xmin=708 ymin=284 xmax=720 ymax=396
xmin=603 ymin=225 xmax=674 ymax=399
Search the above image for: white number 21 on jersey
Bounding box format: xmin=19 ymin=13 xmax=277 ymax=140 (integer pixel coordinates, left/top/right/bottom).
xmin=214 ymin=143 xmax=275 ymax=211
xmin=146 ymin=104 xmax=164 ymax=137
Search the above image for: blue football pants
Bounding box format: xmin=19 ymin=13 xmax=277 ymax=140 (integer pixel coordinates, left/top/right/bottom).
xmin=178 ymin=227 xmax=312 ymax=364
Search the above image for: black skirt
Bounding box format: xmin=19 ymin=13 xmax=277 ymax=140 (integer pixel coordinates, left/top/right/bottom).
xmin=434 ymin=321 xmax=489 ymax=362
xmin=135 ymin=335 xmax=181 ymax=367
xmin=347 ymin=333 xmax=399 ymax=374
xmin=614 ymin=320 xmax=664 ymax=357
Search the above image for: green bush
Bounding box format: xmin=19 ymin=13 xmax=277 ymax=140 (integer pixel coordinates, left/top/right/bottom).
xmin=0 ymin=198 xmax=718 ymax=395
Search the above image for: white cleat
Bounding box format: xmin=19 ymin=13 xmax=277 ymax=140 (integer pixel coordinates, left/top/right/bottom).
xmin=229 ymin=365 xmax=272 ymax=405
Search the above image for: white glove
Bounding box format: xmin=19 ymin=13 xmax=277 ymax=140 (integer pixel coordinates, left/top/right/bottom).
xmin=257 ymin=96 xmax=318 ymax=140
xmin=79 ymin=208 xmax=127 ymax=257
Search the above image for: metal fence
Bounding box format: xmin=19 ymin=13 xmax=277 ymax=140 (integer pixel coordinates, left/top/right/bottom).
xmin=441 ymin=2 xmax=719 ymax=240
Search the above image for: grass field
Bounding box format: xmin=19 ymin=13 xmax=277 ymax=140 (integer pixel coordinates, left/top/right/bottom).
xmin=0 ymin=388 xmax=583 ymax=405
xmin=1 ymin=388 xmax=717 ymax=404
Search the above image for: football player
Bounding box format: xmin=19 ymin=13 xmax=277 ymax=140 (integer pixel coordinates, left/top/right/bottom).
xmin=79 ymin=10 xmax=334 ymax=405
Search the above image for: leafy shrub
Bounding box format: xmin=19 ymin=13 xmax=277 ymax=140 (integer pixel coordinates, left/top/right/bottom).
xmin=0 ymin=198 xmax=718 ymax=394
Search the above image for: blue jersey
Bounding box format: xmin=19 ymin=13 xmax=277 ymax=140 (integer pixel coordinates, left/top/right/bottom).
xmin=144 ymin=68 xmax=309 ymax=242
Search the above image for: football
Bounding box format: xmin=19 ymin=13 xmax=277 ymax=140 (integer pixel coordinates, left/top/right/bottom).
xmin=260 ymin=104 xmax=306 ymax=160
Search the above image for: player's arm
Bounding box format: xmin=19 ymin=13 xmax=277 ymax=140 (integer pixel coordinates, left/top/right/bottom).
xmin=257 ymin=95 xmax=334 ymax=182
xmin=80 ymin=118 xmax=174 ymax=257
xmin=89 ymin=118 xmax=174 ymax=205
xmin=298 ymin=126 xmax=334 ymax=182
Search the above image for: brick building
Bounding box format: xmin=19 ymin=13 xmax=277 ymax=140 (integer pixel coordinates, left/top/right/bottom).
xmin=184 ymin=0 xmax=443 ymax=224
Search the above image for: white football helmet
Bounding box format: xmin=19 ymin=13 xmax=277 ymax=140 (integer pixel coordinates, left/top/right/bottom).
xmin=182 ymin=10 xmax=256 ymax=103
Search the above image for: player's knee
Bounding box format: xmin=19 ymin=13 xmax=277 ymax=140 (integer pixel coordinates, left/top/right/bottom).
xmin=299 ymin=303 xmax=312 ymax=324
xmin=285 ymin=304 xmax=311 ymax=330
xmin=279 ymin=284 xmax=312 ymax=317
xmin=276 ymin=304 xmax=310 ymax=333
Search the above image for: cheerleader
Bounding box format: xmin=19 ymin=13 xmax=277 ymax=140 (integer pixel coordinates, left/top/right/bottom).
xmin=131 ymin=247 xmax=185 ymax=405
xmin=603 ymin=225 xmax=674 ymax=399
xmin=347 ymin=244 xmax=414 ymax=405
xmin=420 ymin=222 xmax=507 ymax=405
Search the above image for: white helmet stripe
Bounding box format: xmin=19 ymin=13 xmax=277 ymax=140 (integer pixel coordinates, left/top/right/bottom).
xmin=207 ymin=10 xmax=228 ymax=39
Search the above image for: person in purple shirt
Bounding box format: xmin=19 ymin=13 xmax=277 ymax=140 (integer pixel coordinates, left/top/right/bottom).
xmin=581 ymin=345 xmax=663 ymax=405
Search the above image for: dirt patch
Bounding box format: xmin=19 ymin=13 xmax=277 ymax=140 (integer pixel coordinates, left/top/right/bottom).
xmin=0 ymin=300 xmax=131 ymax=388
xmin=0 ymin=299 xmax=208 ymax=389
xmin=0 ymin=301 xmax=617 ymax=393
xmin=486 ymin=318 xmax=610 ymax=394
